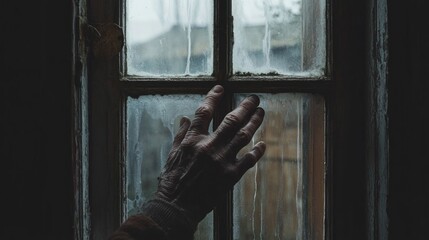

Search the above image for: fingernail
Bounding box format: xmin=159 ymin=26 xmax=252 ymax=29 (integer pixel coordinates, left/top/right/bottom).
xmin=213 ymin=85 xmax=224 ymax=93
xmin=247 ymin=94 xmax=260 ymax=105
xmin=256 ymin=107 xmax=265 ymax=116
xmin=256 ymin=141 xmax=266 ymax=152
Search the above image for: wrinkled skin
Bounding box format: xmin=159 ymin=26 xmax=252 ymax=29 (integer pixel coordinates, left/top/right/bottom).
xmin=155 ymin=85 xmax=266 ymax=224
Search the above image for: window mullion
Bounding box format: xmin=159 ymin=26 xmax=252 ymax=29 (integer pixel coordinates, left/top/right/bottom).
xmin=213 ymin=0 xmax=233 ymax=240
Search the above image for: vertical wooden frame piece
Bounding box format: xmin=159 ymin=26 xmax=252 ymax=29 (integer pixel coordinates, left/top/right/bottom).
xmin=213 ymin=0 xmax=234 ymax=239
xmin=88 ymin=0 xmax=123 ymax=239
xmin=72 ymin=0 xmax=90 ymax=239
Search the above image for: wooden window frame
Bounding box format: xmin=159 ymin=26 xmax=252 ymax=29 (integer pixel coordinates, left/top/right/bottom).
xmin=72 ymin=0 xmax=389 ymax=239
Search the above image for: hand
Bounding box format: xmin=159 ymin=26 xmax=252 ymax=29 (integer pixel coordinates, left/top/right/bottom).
xmin=155 ymin=85 xmax=266 ymax=224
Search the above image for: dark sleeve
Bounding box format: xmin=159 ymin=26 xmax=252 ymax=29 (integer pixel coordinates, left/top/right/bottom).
xmin=109 ymin=199 xmax=197 ymax=240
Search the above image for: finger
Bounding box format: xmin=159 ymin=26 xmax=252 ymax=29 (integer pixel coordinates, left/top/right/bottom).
xmin=188 ymin=85 xmax=224 ymax=134
xmin=172 ymin=117 xmax=191 ymax=149
xmin=212 ymin=95 xmax=260 ymax=142
xmin=234 ymin=141 xmax=266 ymax=180
xmin=226 ymin=107 xmax=265 ymax=154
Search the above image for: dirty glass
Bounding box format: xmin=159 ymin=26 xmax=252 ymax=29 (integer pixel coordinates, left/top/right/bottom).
xmin=233 ymin=0 xmax=326 ymax=76
xmin=126 ymin=0 xmax=213 ymax=76
xmin=233 ymin=93 xmax=325 ymax=239
xmin=126 ymin=95 xmax=213 ymax=239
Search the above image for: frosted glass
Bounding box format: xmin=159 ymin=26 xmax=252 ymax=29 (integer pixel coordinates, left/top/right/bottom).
xmin=126 ymin=0 xmax=213 ymax=76
xmin=126 ymin=95 xmax=213 ymax=239
xmin=233 ymin=94 xmax=325 ymax=239
xmin=233 ymin=0 xmax=326 ymax=76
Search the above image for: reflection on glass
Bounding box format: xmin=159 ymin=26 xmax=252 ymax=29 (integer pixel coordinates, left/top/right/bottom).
xmin=234 ymin=94 xmax=325 ymax=239
xmin=126 ymin=95 xmax=213 ymax=239
xmin=233 ymin=0 xmax=326 ymax=76
xmin=126 ymin=0 xmax=213 ymax=76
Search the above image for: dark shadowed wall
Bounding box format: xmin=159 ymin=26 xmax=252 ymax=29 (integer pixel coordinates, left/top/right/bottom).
xmin=388 ymin=0 xmax=429 ymax=239
xmin=1 ymin=1 xmax=73 ymax=239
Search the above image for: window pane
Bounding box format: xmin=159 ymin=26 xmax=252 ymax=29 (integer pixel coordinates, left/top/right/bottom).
xmin=126 ymin=0 xmax=213 ymax=76
xmin=126 ymin=95 xmax=213 ymax=239
xmin=233 ymin=0 xmax=326 ymax=76
xmin=233 ymin=94 xmax=325 ymax=239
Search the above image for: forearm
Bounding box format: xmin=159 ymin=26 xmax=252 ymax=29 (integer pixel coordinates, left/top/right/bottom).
xmin=109 ymin=199 xmax=196 ymax=240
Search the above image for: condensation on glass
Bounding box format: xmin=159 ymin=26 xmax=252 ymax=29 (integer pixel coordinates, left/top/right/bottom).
xmin=233 ymin=0 xmax=326 ymax=76
xmin=126 ymin=95 xmax=213 ymax=239
xmin=233 ymin=93 xmax=325 ymax=239
xmin=126 ymin=0 xmax=213 ymax=76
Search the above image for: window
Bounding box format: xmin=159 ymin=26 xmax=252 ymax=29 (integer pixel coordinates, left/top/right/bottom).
xmin=80 ymin=0 xmax=371 ymax=239
xmin=124 ymin=1 xmax=325 ymax=239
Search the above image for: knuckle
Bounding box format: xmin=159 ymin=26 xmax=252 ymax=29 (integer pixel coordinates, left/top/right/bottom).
xmin=211 ymin=148 xmax=229 ymax=163
xmin=212 ymin=154 xmax=223 ymax=163
xmin=224 ymin=114 xmax=241 ymax=126
xmin=195 ymin=105 xmax=212 ymax=118
xmin=181 ymin=136 xmax=196 ymax=148
xmin=195 ymin=142 xmax=211 ymax=155
xmin=205 ymin=94 xmax=217 ymax=102
xmin=197 ymin=145 xmax=209 ymax=154
xmin=241 ymin=95 xmax=259 ymax=109
xmin=240 ymin=101 xmax=253 ymax=111
xmin=173 ymin=131 xmax=185 ymax=142
xmin=236 ymin=129 xmax=252 ymax=143
xmin=224 ymin=165 xmax=240 ymax=183
xmin=227 ymin=165 xmax=238 ymax=176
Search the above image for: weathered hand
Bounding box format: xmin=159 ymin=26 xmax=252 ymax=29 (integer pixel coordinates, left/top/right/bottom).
xmin=155 ymin=85 xmax=266 ymax=224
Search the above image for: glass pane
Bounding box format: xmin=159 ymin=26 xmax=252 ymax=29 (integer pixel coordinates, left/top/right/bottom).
xmin=126 ymin=95 xmax=213 ymax=239
xmin=126 ymin=0 xmax=213 ymax=76
xmin=233 ymin=94 xmax=325 ymax=239
xmin=233 ymin=0 xmax=326 ymax=76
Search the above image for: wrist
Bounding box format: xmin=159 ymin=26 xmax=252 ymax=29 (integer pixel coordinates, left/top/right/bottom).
xmin=140 ymin=198 xmax=197 ymax=239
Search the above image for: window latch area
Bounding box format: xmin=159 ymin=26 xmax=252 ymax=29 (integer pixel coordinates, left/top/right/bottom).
xmin=87 ymin=23 xmax=124 ymax=59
